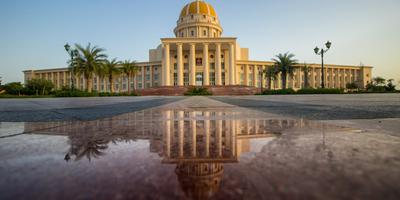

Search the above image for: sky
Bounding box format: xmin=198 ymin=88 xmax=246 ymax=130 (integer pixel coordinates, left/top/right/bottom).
xmin=0 ymin=0 xmax=399 ymax=84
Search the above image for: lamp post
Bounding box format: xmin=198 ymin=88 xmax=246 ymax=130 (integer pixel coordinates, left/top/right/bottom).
xmin=64 ymin=43 xmax=79 ymax=89
xmin=314 ymin=41 xmax=332 ymax=88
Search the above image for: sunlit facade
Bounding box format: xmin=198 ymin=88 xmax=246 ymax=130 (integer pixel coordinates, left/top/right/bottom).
xmin=23 ymin=0 xmax=373 ymax=91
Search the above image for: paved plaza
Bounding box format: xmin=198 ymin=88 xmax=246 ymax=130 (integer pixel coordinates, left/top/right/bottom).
xmin=0 ymin=94 xmax=399 ymax=199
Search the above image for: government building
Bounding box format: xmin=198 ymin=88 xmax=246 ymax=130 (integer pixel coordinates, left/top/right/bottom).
xmin=23 ymin=0 xmax=373 ymax=92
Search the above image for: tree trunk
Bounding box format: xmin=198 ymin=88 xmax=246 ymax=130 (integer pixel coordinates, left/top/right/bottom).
xmin=127 ymin=73 xmax=131 ymax=94
xmin=282 ymin=73 xmax=287 ymax=89
xmin=109 ymin=76 xmax=114 ymax=93
xmin=268 ymin=77 xmax=272 ymax=90
xmin=86 ymin=77 xmax=92 ymax=93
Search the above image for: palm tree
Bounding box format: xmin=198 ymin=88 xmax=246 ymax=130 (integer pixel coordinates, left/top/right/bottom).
xmin=121 ymin=60 xmax=139 ymax=93
xmin=101 ymin=58 xmax=121 ymax=93
xmin=264 ymin=66 xmax=277 ymax=90
xmin=272 ymin=52 xmax=298 ymax=89
xmin=302 ymin=63 xmax=311 ymax=88
xmin=73 ymin=43 xmax=107 ymax=92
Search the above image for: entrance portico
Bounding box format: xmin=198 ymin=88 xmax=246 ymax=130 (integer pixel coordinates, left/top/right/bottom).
xmin=161 ymin=38 xmax=237 ymax=87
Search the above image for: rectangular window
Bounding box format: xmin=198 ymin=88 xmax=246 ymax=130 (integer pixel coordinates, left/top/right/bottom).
xmin=146 ymin=75 xmax=150 ymax=81
xmin=184 ymin=73 xmax=189 ymax=86
xmin=154 ymin=74 xmax=159 ymax=80
xmin=196 ymin=58 xmax=202 ymax=66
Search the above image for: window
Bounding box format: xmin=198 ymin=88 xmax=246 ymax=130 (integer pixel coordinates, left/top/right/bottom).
xmin=154 ymin=74 xmax=159 ymax=80
xmin=210 ymin=55 xmax=214 ymax=59
xmin=146 ymin=75 xmax=150 ymax=81
xmin=191 ymin=15 xmax=194 ymax=19
xmin=196 ymin=58 xmax=202 ymax=66
xmin=191 ymin=31 xmax=194 ymax=37
xmin=203 ymin=30 xmax=207 ymax=36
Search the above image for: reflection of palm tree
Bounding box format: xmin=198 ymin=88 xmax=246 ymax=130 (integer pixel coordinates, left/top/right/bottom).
xmin=65 ymin=138 xmax=109 ymax=162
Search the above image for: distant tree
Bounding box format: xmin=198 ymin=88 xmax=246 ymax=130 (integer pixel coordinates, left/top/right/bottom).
xmin=272 ymin=52 xmax=298 ymax=89
xmin=101 ymin=58 xmax=121 ymax=93
xmin=25 ymin=79 xmax=54 ymax=95
xmin=263 ymin=66 xmax=277 ymax=90
xmin=3 ymin=82 xmax=24 ymax=95
xmin=121 ymin=60 xmax=139 ymax=93
xmin=346 ymin=82 xmax=359 ymax=90
xmin=385 ymin=79 xmax=396 ymax=92
xmin=372 ymin=77 xmax=386 ymax=86
xmin=72 ymin=43 xmax=108 ymax=92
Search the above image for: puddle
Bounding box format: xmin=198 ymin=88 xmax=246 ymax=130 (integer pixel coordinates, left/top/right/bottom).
xmin=1 ymin=105 xmax=399 ymax=200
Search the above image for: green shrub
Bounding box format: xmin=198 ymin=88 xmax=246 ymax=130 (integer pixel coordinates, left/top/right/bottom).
xmin=24 ymin=79 xmax=54 ymax=95
xmin=2 ymin=82 xmax=24 ymax=95
xmin=261 ymin=89 xmax=296 ymax=95
xmin=54 ymin=89 xmax=97 ymax=97
xmin=296 ymin=88 xmax=344 ymax=94
xmin=184 ymin=87 xmax=212 ymax=96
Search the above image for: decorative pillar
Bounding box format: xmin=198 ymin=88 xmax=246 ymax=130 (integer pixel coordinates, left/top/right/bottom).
xmin=229 ymin=43 xmax=235 ymax=85
xmin=203 ymin=43 xmax=210 ymax=85
xmin=311 ymin=68 xmax=315 ymax=88
xmin=162 ymin=43 xmax=171 ymax=86
xmin=165 ymin=111 xmax=171 ymax=158
xmin=142 ymin=66 xmax=145 ymax=89
xmin=253 ymin=65 xmax=257 ymax=87
xmin=215 ymin=43 xmax=222 ymax=86
xmin=178 ymin=111 xmax=184 ymax=157
xmin=149 ymin=66 xmax=153 ymax=88
xmin=189 ymin=43 xmax=196 ymax=86
xmin=177 ymin=43 xmax=184 ymax=86
xmin=191 ymin=112 xmax=197 ymax=157
xmin=245 ymin=65 xmax=249 ymax=86
xmin=204 ymin=112 xmax=210 ymax=157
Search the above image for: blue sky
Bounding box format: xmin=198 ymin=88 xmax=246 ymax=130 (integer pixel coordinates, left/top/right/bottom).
xmin=0 ymin=0 xmax=399 ymax=84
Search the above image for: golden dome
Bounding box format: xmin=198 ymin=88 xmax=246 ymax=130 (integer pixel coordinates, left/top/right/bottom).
xmin=180 ymin=0 xmax=217 ymax=18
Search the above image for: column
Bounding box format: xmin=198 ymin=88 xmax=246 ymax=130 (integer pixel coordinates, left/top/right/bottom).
xmin=178 ymin=111 xmax=184 ymax=157
xmin=165 ymin=111 xmax=171 ymax=158
xmin=311 ymin=68 xmax=315 ymax=88
xmin=216 ymin=112 xmax=222 ymax=157
xmin=162 ymin=43 xmax=171 ymax=86
xmin=57 ymin=72 xmax=61 ymax=89
xmin=297 ymin=68 xmax=301 ymax=89
xmin=341 ymin=68 xmax=346 ymax=88
xmin=229 ymin=43 xmax=235 ymax=85
xmin=245 ymin=65 xmax=249 ymax=86
xmin=204 ymin=112 xmax=210 ymax=157
xmin=149 ymin=66 xmax=153 ymax=88
xmin=215 ymin=43 xmax=222 ymax=86
xmin=142 ymin=66 xmax=145 ymax=89
xmin=63 ymin=72 xmax=67 ymax=87
xmin=335 ymin=68 xmax=339 ymax=88
xmin=261 ymin=66 xmax=266 ymax=88
xmin=203 ymin=43 xmax=210 ymax=86
xmin=191 ymin=112 xmax=197 ymax=157
xmin=177 ymin=43 xmax=184 ymax=86
xmin=189 ymin=43 xmax=196 ymax=86
xmin=253 ymin=65 xmax=257 ymax=87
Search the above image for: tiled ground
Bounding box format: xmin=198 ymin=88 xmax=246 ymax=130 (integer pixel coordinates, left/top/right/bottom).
xmin=0 ymin=95 xmax=399 ymax=200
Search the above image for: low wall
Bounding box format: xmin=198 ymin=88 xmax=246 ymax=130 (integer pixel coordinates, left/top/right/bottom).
xmin=136 ymin=86 xmax=260 ymax=96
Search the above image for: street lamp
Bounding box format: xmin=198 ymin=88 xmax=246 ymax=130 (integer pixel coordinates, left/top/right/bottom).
xmin=64 ymin=43 xmax=79 ymax=89
xmin=314 ymin=41 xmax=332 ymax=88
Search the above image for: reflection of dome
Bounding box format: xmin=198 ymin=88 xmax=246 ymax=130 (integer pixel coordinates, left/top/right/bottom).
xmin=176 ymin=162 xmax=224 ymax=200
xmin=180 ymin=0 xmax=217 ymax=18
xmin=175 ymin=0 xmax=223 ymax=38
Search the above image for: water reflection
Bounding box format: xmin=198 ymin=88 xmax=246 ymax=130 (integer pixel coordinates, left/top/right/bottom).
xmin=24 ymin=109 xmax=301 ymax=199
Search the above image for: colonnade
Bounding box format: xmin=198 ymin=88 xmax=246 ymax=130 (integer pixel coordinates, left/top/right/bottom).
xmin=161 ymin=42 xmax=236 ymax=86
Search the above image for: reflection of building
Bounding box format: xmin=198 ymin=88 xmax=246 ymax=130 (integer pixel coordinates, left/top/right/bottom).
xmin=24 ymin=109 xmax=293 ymax=199
xmin=23 ymin=0 xmax=372 ymax=91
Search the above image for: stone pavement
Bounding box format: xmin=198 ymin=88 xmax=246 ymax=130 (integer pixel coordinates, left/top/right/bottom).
xmin=0 ymin=95 xmax=399 ymax=199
